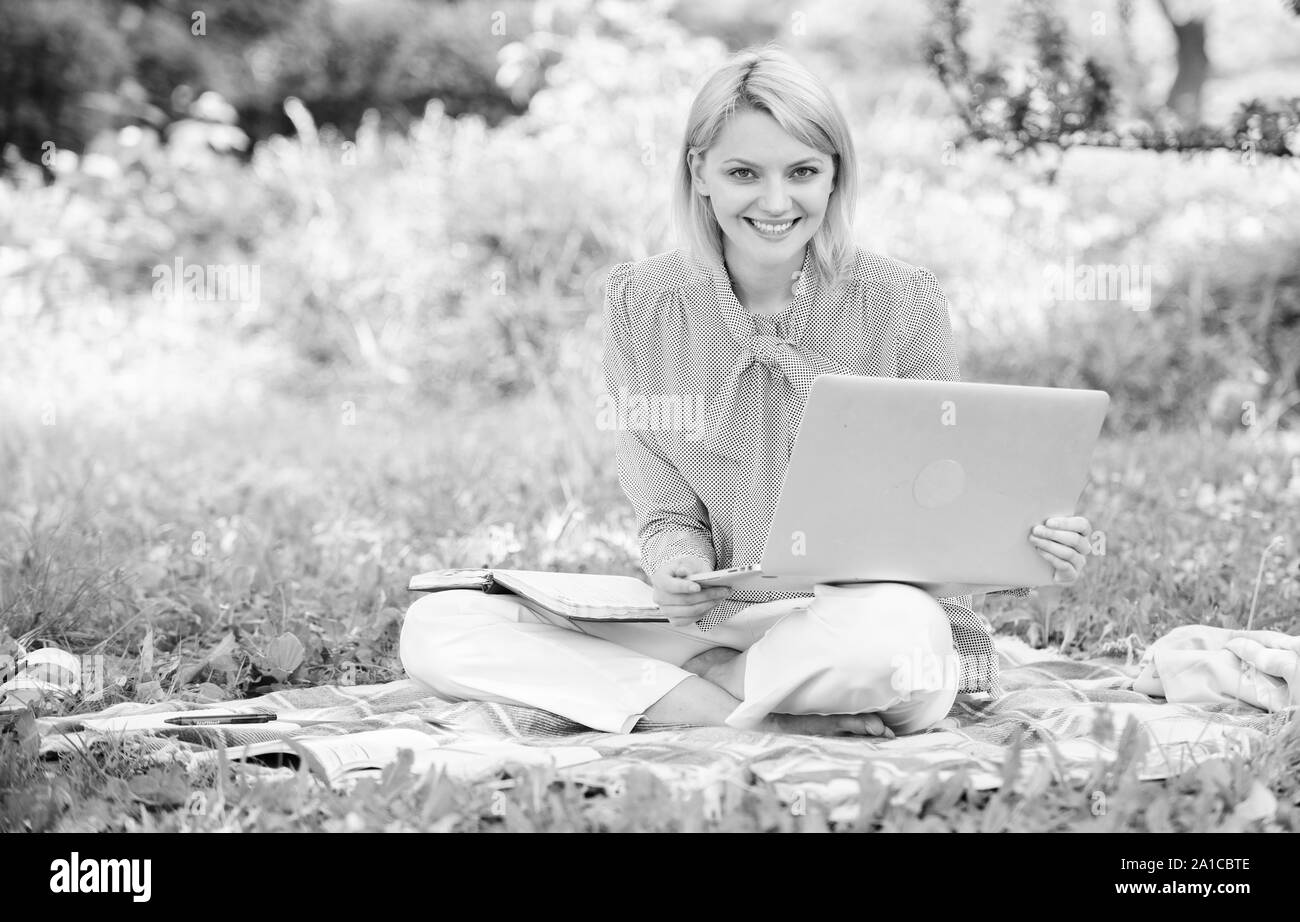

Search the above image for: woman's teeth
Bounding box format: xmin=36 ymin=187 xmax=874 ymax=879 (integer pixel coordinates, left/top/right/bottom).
xmin=746 ymin=218 xmax=798 ymax=237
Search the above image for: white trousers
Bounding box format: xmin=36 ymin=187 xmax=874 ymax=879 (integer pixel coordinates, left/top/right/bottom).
xmin=399 ymin=581 xmax=960 ymax=736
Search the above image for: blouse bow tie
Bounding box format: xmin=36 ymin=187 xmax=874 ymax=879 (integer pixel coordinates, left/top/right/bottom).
xmin=698 ymin=327 xmax=851 ymax=462
xmin=692 ymin=249 xmax=852 ymax=462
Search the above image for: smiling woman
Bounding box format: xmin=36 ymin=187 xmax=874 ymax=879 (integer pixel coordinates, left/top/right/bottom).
xmin=400 ymin=45 xmax=1082 ymax=739
xmin=686 ymin=113 xmax=833 ymax=315
xmin=676 ymin=49 xmax=857 ymax=315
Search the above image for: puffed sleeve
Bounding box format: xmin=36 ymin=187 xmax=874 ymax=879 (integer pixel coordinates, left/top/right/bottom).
xmin=897 ymin=266 xmax=961 ymax=383
xmin=601 ymin=264 xmax=717 ymax=581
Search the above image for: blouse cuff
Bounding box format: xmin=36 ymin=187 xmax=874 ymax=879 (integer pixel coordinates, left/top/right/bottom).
xmin=641 ymin=530 xmax=718 ymax=581
xmin=987 ymin=587 xmax=1033 ymax=598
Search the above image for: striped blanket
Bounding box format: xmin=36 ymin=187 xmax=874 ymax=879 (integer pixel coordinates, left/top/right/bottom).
xmin=34 ymin=637 xmax=1287 ymax=816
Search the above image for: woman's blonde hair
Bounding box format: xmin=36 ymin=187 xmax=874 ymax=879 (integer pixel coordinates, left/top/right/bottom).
xmin=673 ymin=45 xmax=858 ymax=294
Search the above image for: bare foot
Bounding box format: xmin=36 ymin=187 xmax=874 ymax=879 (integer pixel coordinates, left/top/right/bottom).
xmin=682 ymin=647 xmax=895 ymax=737
xmin=761 ymin=712 xmax=895 ymax=738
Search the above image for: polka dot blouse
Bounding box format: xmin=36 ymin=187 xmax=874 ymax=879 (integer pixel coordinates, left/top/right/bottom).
xmin=599 ymin=243 xmax=1030 ymax=697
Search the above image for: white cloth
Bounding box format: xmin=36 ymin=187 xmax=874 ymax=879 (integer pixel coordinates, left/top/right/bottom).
xmin=1133 ymin=624 xmax=1300 ymax=712
xmin=399 ymin=582 xmax=961 ymax=735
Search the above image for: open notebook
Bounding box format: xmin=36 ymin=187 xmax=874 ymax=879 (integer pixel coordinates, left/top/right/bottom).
xmin=407 ymin=569 xmax=668 ymax=622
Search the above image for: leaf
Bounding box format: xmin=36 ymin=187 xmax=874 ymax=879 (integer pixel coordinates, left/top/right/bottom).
xmin=1221 ymin=782 xmax=1277 ymax=832
xmin=134 ymin=562 xmax=169 ymax=592
xmin=128 ymin=766 xmax=191 ymax=808
xmin=264 ymin=632 xmax=305 ymax=680
xmin=140 ymin=624 xmax=155 ymax=677
xmin=1144 ymin=797 xmax=1174 ymax=833
xmin=1194 ymin=757 xmax=1232 ymax=793
xmin=208 ymin=652 xmax=239 ymax=675
xmin=1059 ymin=616 xmax=1077 ymax=652
xmin=183 ymin=588 xmax=220 ymax=621
xmin=176 ymin=632 xmax=239 ymax=685
xmin=184 ymin=683 xmax=228 ymax=703
xmin=104 ymin=777 xmax=133 ymax=803
xmin=229 ymin=564 xmax=255 ymax=600
xmin=3 ymin=707 xmax=40 ymax=759
xmin=135 ymin=680 xmax=167 ymax=703
xmin=0 ymin=652 xmax=18 ymax=684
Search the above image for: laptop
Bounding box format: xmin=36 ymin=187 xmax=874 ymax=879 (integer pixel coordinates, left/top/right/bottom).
xmin=690 ymin=374 xmax=1110 ymax=597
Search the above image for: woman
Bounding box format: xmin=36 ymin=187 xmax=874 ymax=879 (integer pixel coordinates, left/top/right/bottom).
xmin=399 ymin=47 xmax=1093 ymax=737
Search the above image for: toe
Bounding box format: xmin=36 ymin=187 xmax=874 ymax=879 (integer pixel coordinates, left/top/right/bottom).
xmin=845 ymin=714 xmax=892 ymax=738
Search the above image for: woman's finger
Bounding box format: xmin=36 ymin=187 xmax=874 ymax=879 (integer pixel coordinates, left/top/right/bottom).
xmin=1036 ymin=548 xmax=1079 ymax=583
xmin=659 ymin=610 xmax=701 ymax=627
xmin=1045 ymin=516 xmax=1090 ymax=535
xmin=1030 ymin=536 xmax=1087 ymax=574
xmin=659 ymin=557 xmax=712 ymax=594
xmin=1225 ymin=629 xmax=1300 ymax=654
xmin=662 ymin=569 xmax=726 ymax=595
xmin=1029 ymin=535 xmax=1070 ymax=558
xmin=1226 ymin=638 xmax=1300 ymax=709
xmin=1222 ymin=640 xmax=1295 ymax=709
xmin=659 ymin=601 xmax=722 ymax=625
xmin=662 ymin=574 xmax=705 ymax=594
xmin=1225 ymin=638 xmax=1300 ymax=684
xmin=653 ymin=587 xmax=730 ymax=607
xmin=1032 ymin=525 xmax=1090 ymax=554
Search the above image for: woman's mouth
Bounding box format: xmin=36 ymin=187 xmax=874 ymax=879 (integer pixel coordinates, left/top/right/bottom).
xmin=744 ymin=217 xmax=800 ymax=240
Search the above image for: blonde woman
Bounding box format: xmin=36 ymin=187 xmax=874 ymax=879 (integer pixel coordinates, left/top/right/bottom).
xmin=399 ymin=47 xmax=1093 ymax=737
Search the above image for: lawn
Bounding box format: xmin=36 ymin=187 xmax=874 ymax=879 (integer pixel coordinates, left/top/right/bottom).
xmin=2 ymin=388 xmax=1297 ymax=832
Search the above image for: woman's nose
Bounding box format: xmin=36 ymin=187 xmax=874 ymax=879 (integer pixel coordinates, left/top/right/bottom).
xmin=759 ymin=179 xmax=792 ymax=214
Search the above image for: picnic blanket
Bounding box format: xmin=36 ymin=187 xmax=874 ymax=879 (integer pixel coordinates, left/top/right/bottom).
xmin=33 ymin=637 xmax=1290 ymax=818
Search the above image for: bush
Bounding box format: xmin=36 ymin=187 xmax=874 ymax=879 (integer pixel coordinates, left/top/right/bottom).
xmin=222 ymin=0 xmax=529 ymax=144
xmin=0 ymin=0 xmax=525 ymax=170
xmin=0 ymin=0 xmax=133 ymax=164
xmin=2 ymin=0 xmax=1297 ymax=435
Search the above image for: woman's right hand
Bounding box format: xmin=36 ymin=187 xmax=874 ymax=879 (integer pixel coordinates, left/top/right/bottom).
xmin=651 ymin=555 xmax=732 ymax=627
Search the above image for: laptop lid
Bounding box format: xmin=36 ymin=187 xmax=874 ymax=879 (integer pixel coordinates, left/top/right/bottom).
xmin=747 ymin=374 xmax=1109 ymax=596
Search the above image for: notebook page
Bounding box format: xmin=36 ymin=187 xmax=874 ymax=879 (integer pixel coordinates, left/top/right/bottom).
xmin=492 ymin=570 xmax=660 ymax=617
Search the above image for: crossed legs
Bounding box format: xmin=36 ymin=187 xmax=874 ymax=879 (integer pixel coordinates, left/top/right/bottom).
xmin=399 ymin=582 xmax=961 ymax=736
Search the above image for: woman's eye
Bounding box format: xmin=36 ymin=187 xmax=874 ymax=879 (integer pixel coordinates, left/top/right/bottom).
xmin=727 ymin=166 xmax=818 ymax=180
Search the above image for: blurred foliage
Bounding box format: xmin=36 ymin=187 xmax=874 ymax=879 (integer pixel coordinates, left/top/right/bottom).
xmin=1 ymin=0 xmax=1298 ymax=431
xmin=0 ymin=0 xmax=526 ymax=170
xmin=926 ymin=0 xmax=1300 ymax=159
xmin=0 ymin=0 xmax=136 ymax=163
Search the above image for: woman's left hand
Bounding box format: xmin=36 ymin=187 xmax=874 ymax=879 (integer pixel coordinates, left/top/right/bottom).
xmin=1028 ymin=515 xmax=1091 ymax=585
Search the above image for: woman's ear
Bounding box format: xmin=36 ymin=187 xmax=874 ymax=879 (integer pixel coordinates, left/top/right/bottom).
xmin=687 ymin=148 xmax=710 ymax=197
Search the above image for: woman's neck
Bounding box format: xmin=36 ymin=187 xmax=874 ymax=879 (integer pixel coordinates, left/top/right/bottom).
xmin=722 ymin=242 xmax=806 ymax=316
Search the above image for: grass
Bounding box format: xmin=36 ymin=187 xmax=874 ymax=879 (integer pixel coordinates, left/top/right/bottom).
xmin=1 ymin=384 xmax=1298 ymax=832
xmin=0 ymin=3 xmax=1296 ymax=830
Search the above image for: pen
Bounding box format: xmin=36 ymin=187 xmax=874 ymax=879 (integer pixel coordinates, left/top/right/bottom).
xmin=163 ymin=714 xmax=277 ymax=726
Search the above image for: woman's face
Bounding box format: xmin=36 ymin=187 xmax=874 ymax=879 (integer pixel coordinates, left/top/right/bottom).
xmin=689 ymin=108 xmax=835 ymax=268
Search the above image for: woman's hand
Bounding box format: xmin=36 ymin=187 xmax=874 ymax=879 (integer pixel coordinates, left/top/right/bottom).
xmin=1028 ymin=515 xmax=1092 ymax=586
xmin=652 ymin=555 xmax=732 ymax=627
xmin=1224 ymin=632 xmax=1300 ymax=710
